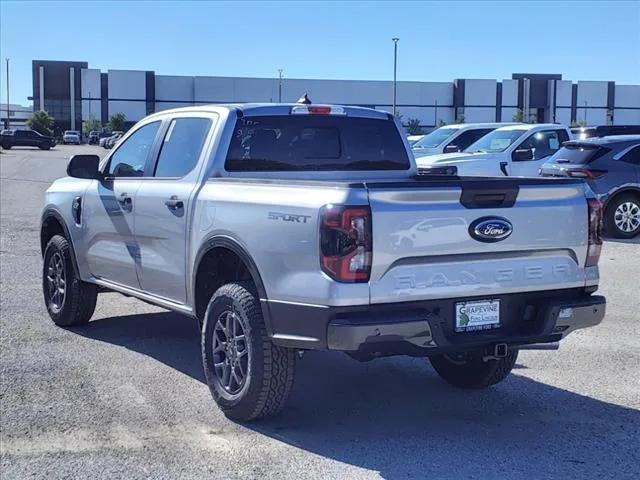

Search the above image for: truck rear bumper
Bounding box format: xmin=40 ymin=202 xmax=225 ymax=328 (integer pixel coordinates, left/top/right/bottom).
xmin=264 ymin=289 xmax=605 ymax=355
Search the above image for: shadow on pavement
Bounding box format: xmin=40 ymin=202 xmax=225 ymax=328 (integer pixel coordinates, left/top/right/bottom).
xmin=74 ymin=311 xmax=639 ymax=479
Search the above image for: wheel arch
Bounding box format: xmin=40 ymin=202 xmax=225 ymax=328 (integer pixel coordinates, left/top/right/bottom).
xmin=603 ymin=186 xmax=640 ymax=212
xmin=192 ymin=235 xmax=272 ymax=332
xmin=40 ymin=209 xmax=81 ymax=277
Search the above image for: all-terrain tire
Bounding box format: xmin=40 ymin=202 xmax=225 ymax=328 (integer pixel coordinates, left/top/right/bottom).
xmin=429 ymin=349 xmax=518 ymax=389
xmin=201 ymin=282 xmax=296 ymax=421
xmin=42 ymin=234 xmax=97 ymax=326
xmin=604 ymin=193 xmax=640 ymax=239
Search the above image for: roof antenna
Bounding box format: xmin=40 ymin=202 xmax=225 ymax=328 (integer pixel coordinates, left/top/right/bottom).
xmin=297 ymin=93 xmax=312 ymax=104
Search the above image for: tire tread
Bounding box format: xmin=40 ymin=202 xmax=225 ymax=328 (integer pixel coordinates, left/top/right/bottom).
xmin=43 ymin=235 xmax=97 ymax=326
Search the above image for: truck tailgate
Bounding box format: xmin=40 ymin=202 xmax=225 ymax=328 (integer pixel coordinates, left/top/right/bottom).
xmin=366 ymin=178 xmax=589 ymax=304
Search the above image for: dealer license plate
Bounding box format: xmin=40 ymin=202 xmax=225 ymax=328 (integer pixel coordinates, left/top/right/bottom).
xmin=455 ymin=299 xmax=501 ymax=332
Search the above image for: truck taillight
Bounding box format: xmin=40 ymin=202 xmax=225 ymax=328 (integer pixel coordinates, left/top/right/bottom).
xmin=586 ymin=198 xmax=603 ymax=267
xmin=320 ymin=205 xmax=372 ymax=282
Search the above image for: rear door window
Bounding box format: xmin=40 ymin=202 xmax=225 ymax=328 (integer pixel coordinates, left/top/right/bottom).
xmin=225 ymin=115 xmax=410 ymax=171
xmin=154 ymin=118 xmax=212 ymax=177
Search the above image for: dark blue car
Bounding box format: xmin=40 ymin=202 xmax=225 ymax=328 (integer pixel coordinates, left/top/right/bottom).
xmin=540 ymin=135 xmax=640 ymax=238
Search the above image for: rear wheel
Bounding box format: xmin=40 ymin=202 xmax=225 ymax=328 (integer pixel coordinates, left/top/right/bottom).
xmin=605 ymin=193 xmax=640 ymax=238
xmin=429 ymin=349 xmax=518 ymax=389
xmin=201 ymin=282 xmax=296 ymax=421
xmin=42 ymin=235 xmax=97 ymax=326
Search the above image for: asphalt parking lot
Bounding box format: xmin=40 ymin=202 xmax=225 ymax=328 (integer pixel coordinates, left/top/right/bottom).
xmin=1 ymin=145 xmax=639 ymax=479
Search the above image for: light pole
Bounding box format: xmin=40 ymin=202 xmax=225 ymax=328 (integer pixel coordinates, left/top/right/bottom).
xmin=434 ymin=99 xmax=438 ymax=126
xmin=392 ymin=38 xmax=399 ymax=116
xmin=278 ymin=69 xmax=283 ymax=103
xmin=5 ymin=58 xmax=9 ymax=129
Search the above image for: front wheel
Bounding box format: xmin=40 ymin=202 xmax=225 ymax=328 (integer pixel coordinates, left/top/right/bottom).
xmin=42 ymin=235 xmax=97 ymax=326
xmin=605 ymin=193 xmax=640 ymax=238
xmin=201 ymin=282 xmax=296 ymax=421
xmin=429 ymin=349 xmax=518 ymax=389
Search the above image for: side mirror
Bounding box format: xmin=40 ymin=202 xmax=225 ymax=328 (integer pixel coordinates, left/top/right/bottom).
xmin=444 ymin=145 xmax=460 ymax=154
xmin=67 ymin=154 xmax=101 ymax=179
xmin=513 ymin=148 xmax=534 ymax=161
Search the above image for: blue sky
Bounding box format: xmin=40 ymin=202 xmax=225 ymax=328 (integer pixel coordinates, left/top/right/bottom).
xmin=1 ymin=0 xmax=639 ymax=105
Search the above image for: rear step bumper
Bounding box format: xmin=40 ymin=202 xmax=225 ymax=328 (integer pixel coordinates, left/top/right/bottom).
xmin=265 ymin=290 xmax=605 ymax=354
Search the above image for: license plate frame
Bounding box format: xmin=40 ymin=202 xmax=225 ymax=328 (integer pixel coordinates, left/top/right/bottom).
xmin=454 ymin=299 xmax=501 ymax=333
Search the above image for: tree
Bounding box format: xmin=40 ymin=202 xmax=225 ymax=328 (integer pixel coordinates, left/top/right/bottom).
xmin=437 ymin=119 xmax=447 ymax=127
xmin=455 ymin=113 xmax=465 ymax=124
xmin=405 ymin=118 xmax=422 ymax=135
xmin=108 ymin=112 xmax=126 ymax=132
xmin=83 ymin=114 xmax=101 ymax=136
xmin=512 ymin=108 xmax=524 ymax=123
xmin=26 ymin=110 xmax=55 ymax=136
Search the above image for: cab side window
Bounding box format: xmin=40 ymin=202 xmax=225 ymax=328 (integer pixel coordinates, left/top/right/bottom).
xmin=107 ymin=122 xmax=161 ymax=177
xmin=448 ymin=129 xmax=493 ymax=151
xmin=154 ymin=118 xmax=212 ymax=178
xmin=518 ymin=129 xmax=566 ymax=160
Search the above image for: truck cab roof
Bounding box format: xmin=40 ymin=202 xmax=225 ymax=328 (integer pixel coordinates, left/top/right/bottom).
xmin=494 ymin=123 xmax=565 ymax=132
xmin=147 ymin=103 xmax=392 ymax=121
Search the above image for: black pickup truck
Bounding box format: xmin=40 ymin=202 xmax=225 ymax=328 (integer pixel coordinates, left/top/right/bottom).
xmin=1 ymin=129 xmax=55 ymax=150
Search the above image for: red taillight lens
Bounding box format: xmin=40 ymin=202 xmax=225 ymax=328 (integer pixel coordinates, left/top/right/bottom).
xmin=586 ymin=198 xmax=603 ymax=267
xmin=307 ymin=106 xmax=332 ymax=115
xmin=320 ymin=205 xmax=372 ymax=282
xmin=566 ymin=168 xmax=607 ymax=179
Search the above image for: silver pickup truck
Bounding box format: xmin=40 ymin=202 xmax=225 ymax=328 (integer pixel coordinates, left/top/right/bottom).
xmin=41 ymin=103 xmax=606 ymax=421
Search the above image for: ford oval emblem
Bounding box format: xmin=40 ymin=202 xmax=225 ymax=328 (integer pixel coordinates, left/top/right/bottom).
xmin=469 ymin=217 xmax=513 ymax=243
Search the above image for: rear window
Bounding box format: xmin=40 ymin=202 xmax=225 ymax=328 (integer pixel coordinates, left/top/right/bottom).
xmin=548 ymin=144 xmax=610 ymax=165
xmin=225 ymin=115 xmax=410 ymax=171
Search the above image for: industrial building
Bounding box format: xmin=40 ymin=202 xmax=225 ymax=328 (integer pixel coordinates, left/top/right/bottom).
xmin=31 ymin=59 xmax=640 ymax=134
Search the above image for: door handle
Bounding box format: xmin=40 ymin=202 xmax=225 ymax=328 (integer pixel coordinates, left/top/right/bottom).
xmin=164 ymin=196 xmax=184 ymax=210
xmin=117 ymin=193 xmax=132 ymax=207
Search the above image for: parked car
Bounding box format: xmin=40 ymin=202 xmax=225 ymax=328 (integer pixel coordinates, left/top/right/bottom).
xmin=416 ymin=123 xmax=572 ymax=177
xmin=412 ymin=123 xmax=513 ymax=157
xmin=98 ymin=134 xmax=111 ymax=147
xmin=1 ymin=129 xmax=55 ymax=150
xmin=407 ymin=134 xmax=424 ymax=146
xmin=88 ymin=131 xmax=100 ymax=144
xmin=40 ymin=103 xmax=605 ymax=421
xmin=63 ymin=130 xmax=81 ymax=145
xmin=572 ymin=125 xmax=640 ymax=140
xmin=540 ymin=135 xmax=640 ymax=238
xmin=103 ymin=131 xmax=123 ymax=149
